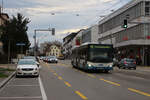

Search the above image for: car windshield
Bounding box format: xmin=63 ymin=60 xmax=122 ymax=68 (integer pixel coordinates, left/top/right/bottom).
xmin=89 ymin=48 xmax=113 ymax=63
xmin=125 ymin=59 xmax=135 ymax=62
xmin=18 ymin=60 xmax=36 ymax=65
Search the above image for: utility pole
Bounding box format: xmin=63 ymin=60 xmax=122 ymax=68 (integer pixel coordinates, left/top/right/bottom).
xmin=8 ymin=40 xmax=10 ymax=64
xmin=34 ymin=28 xmax=55 ymax=57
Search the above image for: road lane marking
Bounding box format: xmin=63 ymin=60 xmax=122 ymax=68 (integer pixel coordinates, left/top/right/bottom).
xmin=64 ymin=81 xmax=71 ymax=87
xmin=58 ymin=76 xmax=63 ymax=80
xmin=87 ymin=74 xmax=96 ymax=78
xmin=0 ymin=96 xmax=42 ymax=99
xmin=75 ymin=91 xmax=88 ymax=100
xmin=53 ymin=73 xmax=58 ymax=76
xmin=128 ymin=88 xmax=150 ymax=97
xmin=58 ymin=63 xmax=70 ymax=68
xmin=38 ymin=76 xmax=48 ymax=100
xmin=50 ymin=70 xmax=55 ymax=73
xmin=100 ymin=78 xmax=120 ymax=86
xmin=7 ymin=85 xmax=39 ymax=87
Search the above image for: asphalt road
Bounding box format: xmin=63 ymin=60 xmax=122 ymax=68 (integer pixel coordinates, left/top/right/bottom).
xmin=0 ymin=60 xmax=150 ymax=100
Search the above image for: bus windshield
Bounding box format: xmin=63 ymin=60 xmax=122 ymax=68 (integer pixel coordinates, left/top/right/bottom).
xmin=89 ymin=48 xmax=113 ymax=63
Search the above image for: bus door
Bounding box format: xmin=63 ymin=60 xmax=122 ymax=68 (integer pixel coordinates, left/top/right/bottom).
xmin=80 ymin=48 xmax=87 ymax=68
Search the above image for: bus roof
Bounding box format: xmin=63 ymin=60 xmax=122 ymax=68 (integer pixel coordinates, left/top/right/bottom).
xmin=72 ymin=42 xmax=113 ymax=50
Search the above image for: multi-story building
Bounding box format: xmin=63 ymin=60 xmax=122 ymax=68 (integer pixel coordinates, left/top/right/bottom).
xmin=46 ymin=44 xmax=62 ymax=58
xmin=71 ymin=29 xmax=84 ymax=47
xmin=98 ymin=0 xmax=150 ymax=65
xmin=63 ymin=32 xmax=78 ymax=58
xmin=82 ymin=25 xmax=99 ymax=43
xmin=63 ymin=25 xmax=99 ymax=59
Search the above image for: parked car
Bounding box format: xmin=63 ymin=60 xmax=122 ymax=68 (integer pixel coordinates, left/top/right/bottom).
xmin=23 ymin=56 xmax=40 ymax=68
xmin=47 ymin=56 xmax=58 ymax=63
xmin=16 ymin=59 xmax=40 ymax=77
xmin=113 ymin=58 xmax=119 ymax=67
xmin=117 ymin=58 xmax=136 ymax=70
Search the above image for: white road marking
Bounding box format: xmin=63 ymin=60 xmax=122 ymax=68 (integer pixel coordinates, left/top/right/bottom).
xmin=7 ymin=85 xmax=39 ymax=87
xmin=0 ymin=77 xmax=14 ymax=92
xmin=0 ymin=96 xmax=42 ymax=99
xmin=38 ymin=76 xmax=48 ymax=100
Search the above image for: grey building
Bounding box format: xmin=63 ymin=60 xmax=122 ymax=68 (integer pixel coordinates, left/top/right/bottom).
xmin=82 ymin=25 xmax=99 ymax=43
xmin=98 ymin=0 xmax=150 ymax=65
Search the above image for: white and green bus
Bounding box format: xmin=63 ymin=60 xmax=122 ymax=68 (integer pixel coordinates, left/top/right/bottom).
xmin=71 ymin=43 xmax=114 ymax=72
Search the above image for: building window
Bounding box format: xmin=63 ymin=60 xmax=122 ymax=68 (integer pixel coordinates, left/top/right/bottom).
xmin=145 ymin=2 xmax=150 ymax=16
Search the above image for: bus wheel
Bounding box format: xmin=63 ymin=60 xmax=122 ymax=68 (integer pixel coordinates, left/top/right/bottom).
xmin=104 ymin=70 xmax=109 ymax=73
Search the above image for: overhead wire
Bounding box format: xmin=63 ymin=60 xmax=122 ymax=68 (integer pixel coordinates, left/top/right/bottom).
xmin=79 ymin=0 xmax=126 ymax=27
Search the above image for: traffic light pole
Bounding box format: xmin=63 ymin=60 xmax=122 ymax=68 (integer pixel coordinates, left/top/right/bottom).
xmin=34 ymin=28 xmax=55 ymax=57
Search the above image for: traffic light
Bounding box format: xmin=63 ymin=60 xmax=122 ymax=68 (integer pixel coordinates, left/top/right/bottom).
xmin=123 ymin=19 xmax=128 ymax=28
xmin=52 ymin=28 xmax=55 ymax=35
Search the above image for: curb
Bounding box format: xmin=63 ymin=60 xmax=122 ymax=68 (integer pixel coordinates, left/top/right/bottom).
xmin=0 ymin=71 xmax=16 ymax=89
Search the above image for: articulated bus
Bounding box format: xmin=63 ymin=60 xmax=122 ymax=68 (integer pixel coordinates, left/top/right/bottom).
xmin=71 ymin=43 xmax=114 ymax=72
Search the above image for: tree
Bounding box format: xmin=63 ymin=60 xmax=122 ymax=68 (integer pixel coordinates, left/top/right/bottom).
xmin=0 ymin=13 xmax=30 ymax=57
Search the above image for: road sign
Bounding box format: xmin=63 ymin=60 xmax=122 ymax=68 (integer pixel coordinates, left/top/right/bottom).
xmin=16 ymin=43 xmax=25 ymax=46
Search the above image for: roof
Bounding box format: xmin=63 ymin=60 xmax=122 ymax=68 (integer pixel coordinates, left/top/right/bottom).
xmin=63 ymin=29 xmax=85 ymax=42
xmin=0 ymin=13 xmax=9 ymax=20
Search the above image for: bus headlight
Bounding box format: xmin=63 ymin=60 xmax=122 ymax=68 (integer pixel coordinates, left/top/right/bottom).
xmin=88 ymin=64 xmax=92 ymax=67
xmin=108 ymin=64 xmax=113 ymax=67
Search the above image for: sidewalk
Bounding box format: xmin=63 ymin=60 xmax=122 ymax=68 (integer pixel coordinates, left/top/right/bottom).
xmin=0 ymin=64 xmax=16 ymax=88
xmin=136 ymin=66 xmax=150 ymax=72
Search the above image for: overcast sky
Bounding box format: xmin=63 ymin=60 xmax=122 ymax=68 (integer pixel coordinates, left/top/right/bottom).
xmin=2 ymin=0 xmax=131 ymax=46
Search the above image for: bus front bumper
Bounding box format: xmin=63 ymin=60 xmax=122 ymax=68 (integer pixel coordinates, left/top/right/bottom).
xmin=87 ymin=66 xmax=113 ymax=71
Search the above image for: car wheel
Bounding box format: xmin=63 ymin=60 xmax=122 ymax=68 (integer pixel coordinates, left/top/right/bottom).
xmin=134 ymin=67 xmax=136 ymax=70
xmin=104 ymin=70 xmax=109 ymax=73
xmin=35 ymin=74 xmax=39 ymax=77
xmin=15 ymin=74 xmax=19 ymax=78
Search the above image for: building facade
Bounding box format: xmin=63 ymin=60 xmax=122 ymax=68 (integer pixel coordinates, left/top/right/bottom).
xmin=46 ymin=45 xmax=61 ymax=58
xmin=63 ymin=32 xmax=78 ymax=59
xmin=82 ymin=25 xmax=99 ymax=43
xmin=98 ymin=0 xmax=150 ymax=65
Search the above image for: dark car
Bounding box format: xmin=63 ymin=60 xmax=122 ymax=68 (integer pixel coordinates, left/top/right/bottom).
xmin=113 ymin=58 xmax=119 ymax=67
xmin=117 ymin=58 xmax=136 ymax=70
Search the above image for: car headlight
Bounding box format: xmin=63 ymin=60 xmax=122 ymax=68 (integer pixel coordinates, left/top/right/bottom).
xmin=35 ymin=68 xmax=38 ymax=70
xmin=17 ymin=68 xmax=21 ymax=71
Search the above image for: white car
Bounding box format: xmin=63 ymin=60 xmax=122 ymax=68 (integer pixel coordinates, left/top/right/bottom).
xmin=16 ymin=59 xmax=39 ymax=77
